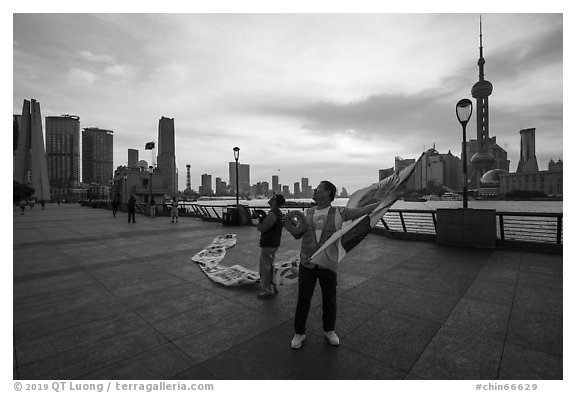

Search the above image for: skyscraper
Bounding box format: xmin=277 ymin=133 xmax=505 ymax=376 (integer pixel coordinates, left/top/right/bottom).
xmin=128 ymin=149 xmax=139 ymax=168
xmin=272 ymin=175 xmax=279 ymax=194
xmin=215 ymin=177 xmax=227 ymax=195
xmin=46 ymin=114 xmax=80 ymax=200
xmin=13 ymin=99 xmax=51 ymax=200
xmin=157 ymin=116 xmax=177 ymax=195
xmin=229 ymin=162 xmax=250 ymax=197
xmin=200 ymin=174 xmax=213 ymax=196
xmin=186 ymin=164 xmax=192 ymax=190
xmin=82 ymin=127 xmax=113 ymax=185
xmin=516 ymin=128 xmax=539 ymax=173
xmin=294 ymin=182 xmax=301 ymax=198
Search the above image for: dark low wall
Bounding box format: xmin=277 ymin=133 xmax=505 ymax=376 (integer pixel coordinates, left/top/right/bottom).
xmin=436 ymin=208 xmax=496 ymax=249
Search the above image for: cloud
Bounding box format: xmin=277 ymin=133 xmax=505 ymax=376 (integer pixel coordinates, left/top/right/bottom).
xmin=257 ymin=92 xmax=454 ymax=142
xmin=78 ymin=50 xmax=115 ymax=64
xmin=104 ymin=64 xmax=137 ymax=78
xmin=67 ymin=67 xmax=98 ymax=85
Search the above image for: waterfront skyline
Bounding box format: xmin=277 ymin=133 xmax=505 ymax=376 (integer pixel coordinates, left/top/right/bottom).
xmin=12 ymin=12 xmax=563 ymax=193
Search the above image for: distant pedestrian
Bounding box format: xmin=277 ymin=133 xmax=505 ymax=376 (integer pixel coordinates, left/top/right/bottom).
xmin=29 ymin=200 xmax=35 ymax=210
xmin=18 ymin=199 xmax=26 ymax=215
xmin=150 ymin=196 xmax=156 ymax=218
xmin=170 ymin=197 xmax=179 ymax=222
xmin=111 ymin=199 xmax=119 ymax=217
xmin=128 ymin=194 xmax=137 ymax=223
xmin=57 ymin=199 xmax=60 ymax=206
xmin=254 ymin=194 xmax=285 ymax=299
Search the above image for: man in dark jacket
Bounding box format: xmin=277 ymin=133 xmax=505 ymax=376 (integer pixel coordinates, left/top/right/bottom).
xmin=127 ymin=194 xmax=137 ymax=223
xmin=255 ymin=194 xmax=285 ymax=299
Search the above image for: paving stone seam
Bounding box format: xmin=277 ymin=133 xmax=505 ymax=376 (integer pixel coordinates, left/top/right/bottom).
xmin=286 ymin=342 xmax=408 ymax=380
xmin=14 ymin=256 xmax=209 ymax=379
xmin=14 ymin=247 xmax=201 ymax=284
xmin=13 ymin=225 xmax=201 ymax=250
xmin=393 ymin=255 xmax=494 ymax=378
xmin=496 ymin=251 xmax=523 ymax=380
xmin=75 ymin=341 xmax=210 ymax=380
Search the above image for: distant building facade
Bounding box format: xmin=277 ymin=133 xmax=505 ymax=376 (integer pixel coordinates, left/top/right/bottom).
xmin=408 ymin=148 xmax=462 ymax=192
xmin=477 ymin=129 xmax=563 ymax=197
xmin=293 ymin=182 xmax=301 ymax=198
xmin=157 ymin=117 xmax=178 ymax=196
xmin=499 ymin=170 xmax=562 ymax=196
xmin=200 ymin=174 xmax=213 ymax=196
xmin=111 ymin=116 xmax=179 ymax=204
xmin=45 ymin=114 xmax=81 ymax=201
xmin=82 ymin=127 xmax=113 ymax=186
xmin=229 ymin=162 xmax=250 ymax=197
xmin=301 ymin=177 xmax=312 ymax=198
xmin=272 ymin=175 xmax=280 ymax=194
xmin=128 ymin=149 xmax=139 ymax=168
xmin=379 ymin=167 xmax=394 ymax=181
xmin=215 ymin=177 xmax=228 ymax=196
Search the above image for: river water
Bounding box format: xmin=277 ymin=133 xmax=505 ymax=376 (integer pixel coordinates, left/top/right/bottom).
xmin=190 ymin=198 xmax=562 ymax=214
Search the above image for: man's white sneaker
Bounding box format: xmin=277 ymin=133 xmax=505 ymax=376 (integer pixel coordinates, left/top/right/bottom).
xmin=291 ymin=334 xmax=306 ymax=349
xmin=324 ymin=330 xmax=340 ymax=346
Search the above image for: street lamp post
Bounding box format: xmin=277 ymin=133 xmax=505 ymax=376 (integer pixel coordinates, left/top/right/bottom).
xmin=149 ymin=166 xmax=153 ymax=201
xmin=456 ymin=98 xmax=473 ymax=209
xmin=149 ymin=166 xmax=154 ymax=218
xmin=233 ymin=147 xmax=240 ymax=205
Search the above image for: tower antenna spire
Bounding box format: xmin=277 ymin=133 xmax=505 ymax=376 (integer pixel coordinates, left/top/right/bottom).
xmin=477 ymin=14 xmax=485 ymax=81
xmin=479 ymin=15 xmax=483 ymax=56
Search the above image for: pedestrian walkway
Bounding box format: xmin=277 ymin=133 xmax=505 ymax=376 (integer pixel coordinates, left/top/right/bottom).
xmin=12 ymin=204 xmax=562 ymax=380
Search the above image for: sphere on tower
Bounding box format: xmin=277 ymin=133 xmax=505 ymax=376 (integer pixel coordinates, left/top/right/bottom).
xmin=480 ymin=169 xmax=508 ymax=188
xmin=471 ymin=80 xmax=493 ymax=99
xmin=470 ymin=151 xmax=495 ymax=169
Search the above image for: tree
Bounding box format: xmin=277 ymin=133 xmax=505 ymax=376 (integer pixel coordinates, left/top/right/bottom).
xmin=13 ymin=181 xmax=35 ymax=204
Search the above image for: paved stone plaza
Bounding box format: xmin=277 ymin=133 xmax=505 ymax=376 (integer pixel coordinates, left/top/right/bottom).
xmin=13 ymin=204 xmax=562 ymax=380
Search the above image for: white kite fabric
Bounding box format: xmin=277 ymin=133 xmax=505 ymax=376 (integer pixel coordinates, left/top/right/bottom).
xmin=273 ymin=255 xmax=300 ymax=286
xmin=191 ymin=234 xmax=260 ymax=286
xmin=309 ymin=153 xmax=424 ymax=266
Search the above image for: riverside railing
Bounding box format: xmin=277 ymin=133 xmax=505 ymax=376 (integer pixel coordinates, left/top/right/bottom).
xmin=183 ymin=203 xmax=562 ymax=253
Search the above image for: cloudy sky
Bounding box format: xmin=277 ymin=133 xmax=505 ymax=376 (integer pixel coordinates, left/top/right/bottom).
xmin=12 ymin=11 xmax=563 ymax=194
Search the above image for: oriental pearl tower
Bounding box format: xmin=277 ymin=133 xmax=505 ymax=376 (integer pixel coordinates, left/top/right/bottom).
xmin=470 ymin=17 xmax=495 ymax=188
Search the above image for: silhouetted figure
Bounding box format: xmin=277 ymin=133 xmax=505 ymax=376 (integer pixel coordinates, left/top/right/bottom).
xmin=111 ymin=199 xmax=119 ymax=217
xmin=18 ymin=199 xmax=26 ymax=215
xmin=170 ymin=197 xmax=179 ymax=223
xmin=127 ymin=194 xmax=136 ymax=223
xmin=254 ymin=194 xmax=285 ymax=299
xmin=150 ymin=196 xmax=156 ymax=218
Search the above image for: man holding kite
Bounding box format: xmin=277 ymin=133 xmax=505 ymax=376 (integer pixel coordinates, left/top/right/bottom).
xmin=285 ymin=155 xmax=421 ymax=349
xmin=287 ymin=181 xmax=378 ymax=349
